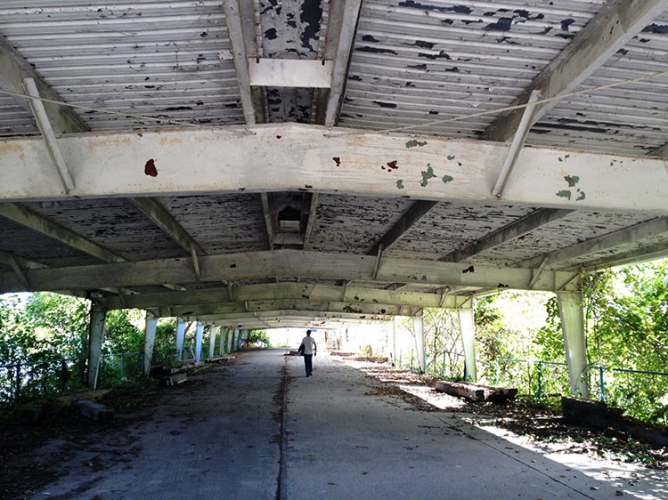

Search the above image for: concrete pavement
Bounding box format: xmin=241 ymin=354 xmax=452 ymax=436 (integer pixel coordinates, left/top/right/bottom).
xmin=23 ymin=349 xmax=629 ymax=499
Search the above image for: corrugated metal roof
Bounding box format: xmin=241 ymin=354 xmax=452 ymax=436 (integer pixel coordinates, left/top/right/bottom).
xmin=0 ymin=0 xmax=667 ymax=325
xmin=0 ymin=0 xmax=244 ymax=132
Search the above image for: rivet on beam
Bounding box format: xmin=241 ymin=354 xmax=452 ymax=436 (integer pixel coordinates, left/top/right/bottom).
xmin=22 ymin=78 xmax=75 ymax=194
xmin=492 ymin=90 xmax=541 ymax=199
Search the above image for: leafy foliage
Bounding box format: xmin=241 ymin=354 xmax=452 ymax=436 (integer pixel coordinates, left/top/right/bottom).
xmin=245 ymin=329 xmax=272 ymax=348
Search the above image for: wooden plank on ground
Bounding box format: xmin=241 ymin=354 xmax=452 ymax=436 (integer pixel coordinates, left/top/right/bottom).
xmin=435 ymin=381 xmax=517 ymax=402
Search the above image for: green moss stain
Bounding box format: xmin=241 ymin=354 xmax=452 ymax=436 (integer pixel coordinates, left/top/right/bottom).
xmin=421 ymin=164 xmax=436 ymax=187
xmin=442 ymin=174 xmax=454 ymax=183
xmin=447 ymin=154 xmax=455 ymax=161
xmin=396 ymin=179 xmax=404 ymax=189
xmin=564 ymin=175 xmax=579 ymax=187
xmin=406 ymin=139 xmax=427 ymax=148
xmin=557 ymin=175 xmax=586 ymax=201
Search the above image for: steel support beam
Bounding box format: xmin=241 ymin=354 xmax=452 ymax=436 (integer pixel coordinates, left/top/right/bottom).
xmin=482 ymin=0 xmax=668 ymax=142
xmin=0 ymin=249 xmax=578 ymax=294
xmin=3 ymin=124 xmax=667 ymax=214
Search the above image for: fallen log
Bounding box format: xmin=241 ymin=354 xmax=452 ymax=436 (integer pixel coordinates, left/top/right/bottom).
xmin=435 ymin=381 xmax=517 ymax=402
xmin=562 ymin=397 xmax=668 ymax=447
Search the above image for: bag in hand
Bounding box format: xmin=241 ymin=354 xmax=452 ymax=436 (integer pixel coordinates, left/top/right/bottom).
xmin=298 ymin=343 xmax=305 ymax=355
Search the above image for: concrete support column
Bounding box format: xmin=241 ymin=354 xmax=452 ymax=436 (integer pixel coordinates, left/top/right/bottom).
xmin=142 ymin=311 xmax=158 ymax=376
xmin=413 ymin=315 xmax=426 ymax=373
xmin=208 ymin=324 xmax=217 ymax=359
xmin=386 ymin=319 xmax=397 ymax=366
xmin=458 ymin=306 xmax=477 ymax=381
xmin=195 ymin=321 xmax=204 ymax=362
xmin=227 ymin=328 xmax=235 ymax=353
xmin=176 ymin=317 xmax=186 ymax=361
xmin=87 ymin=302 xmax=107 ymax=389
xmin=219 ymin=327 xmax=227 ymax=355
xmin=557 ymin=291 xmax=589 ymax=398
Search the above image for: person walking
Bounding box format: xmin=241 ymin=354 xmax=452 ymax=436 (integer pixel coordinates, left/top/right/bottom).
xmin=299 ymin=329 xmax=317 ymax=377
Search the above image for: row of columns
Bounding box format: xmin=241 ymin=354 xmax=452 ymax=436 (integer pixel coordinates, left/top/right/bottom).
xmin=87 ymin=308 xmax=246 ymax=389
xmin=387 ymin=291 xmax=587 ymax=398
xmin=87 ymin=291 xmax=587 ymax=397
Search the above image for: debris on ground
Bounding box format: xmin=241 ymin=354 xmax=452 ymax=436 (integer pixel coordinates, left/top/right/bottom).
xmin=335 ymin=354 xmax=668 ymax=470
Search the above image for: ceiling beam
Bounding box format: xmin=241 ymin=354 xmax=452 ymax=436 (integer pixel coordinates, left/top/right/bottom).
xmin=0 ymin=202 xmax=185 ymax=292
xmin=0 ymin=33 xmax=88 ymax=135
xmin=0 ymin=203 xmax=125 ymax=263
xmin=97 ymin=282 xmax=473 ymax=311
xmin=0 ymin=249 xmax=48 ymax=271
xmin=3 ymin=124 xmax=667 ymax=214
xmin=317 ymin=0 xmax=363 ymax=127
xmin=200 ymin=310 xmax=394 ymax=324
xmin=523 ymin=217 xmax=668 ymax=270
xmin=129 ymin=197 xmax=205 ymax=256
xmin=481 ymin=0 xmax=668 ymax=142
xmin=0 ymin=249 xmax=577 ymax=295
xmin=303 ymin=193 xmax=320 ymax=250
xmin=212 ymin=313 xmax=388 ymax=329
xmin=440 ymin=208 xmax=574 ymax=263
xmin=222 ymin=0 xmax=261 ymax=125
xmin=260 ymin=193 xmax=275 ymax=251
xmin=157 ymin=299 xmax=406 ymax=319
xmin=367 ymin=201 xmax=439 ymax=256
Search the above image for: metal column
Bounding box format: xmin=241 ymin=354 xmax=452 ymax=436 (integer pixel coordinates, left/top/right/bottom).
xmin=87 ymin=302 xmax=107 ymax=388
xmin=143 ymin=311 xmax=158 ymax=375
xmin=458 ymin=306 xmax=477 ymax=381
xmin=195 ymin=322 xmax=204 ymax=362
xmin=176 ymin=317 xmax=186 ymax=361
xmin=557 ymin=291 xmax=589 ymax=398
xmin=413 ymin=315 xmax=426 ymax=373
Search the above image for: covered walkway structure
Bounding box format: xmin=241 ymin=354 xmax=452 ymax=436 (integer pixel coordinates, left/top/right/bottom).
xmin=5 ymin=349 xmax=634 ymax=500
xmin=2 ymin=0 xmax=668 ymax=399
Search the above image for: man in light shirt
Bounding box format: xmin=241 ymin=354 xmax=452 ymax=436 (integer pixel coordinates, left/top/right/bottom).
xmin=299 ymin=329 xmax=317 ymax=377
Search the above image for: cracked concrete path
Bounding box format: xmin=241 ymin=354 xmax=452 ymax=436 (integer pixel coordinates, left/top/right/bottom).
xmin=22 ymin=349 xmax=628 ymax=499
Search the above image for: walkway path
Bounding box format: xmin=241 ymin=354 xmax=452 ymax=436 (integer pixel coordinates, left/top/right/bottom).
xmin=21 ymin=349 xmax=628 ymax=499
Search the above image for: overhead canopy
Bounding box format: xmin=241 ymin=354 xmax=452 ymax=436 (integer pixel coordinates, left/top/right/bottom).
xmin=1 ymin=0 xmax=667 ymax=328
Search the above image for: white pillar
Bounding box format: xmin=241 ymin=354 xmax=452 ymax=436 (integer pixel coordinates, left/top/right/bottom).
xmin=387 ymin=319 xmax=397 ymax=366
xmin=195 ymin=321 xmax=204 ymax=362
xmin=219 ymin=326 xmax=227 ymax=355
xmin=176 ymin=317 xmax=186 ymax=361
xmin=458 ymin=307 xmax=477 ymax=381
xmin=87 ymin=302 xmax=107 ymax=389
xmin=413 ymin=315 xmax=426 ymax=373
xmin=557 ymin=291 xmax=589 ymax=398
xmin=143 ymin=311 xmax=158 ymax=375
xmin=208 ymin=324 xmax=217 ymax=359
xmin=227 ymin=328 xmax=235 ymax=353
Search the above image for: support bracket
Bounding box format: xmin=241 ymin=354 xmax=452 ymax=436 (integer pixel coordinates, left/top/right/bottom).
xmin=492 ymin=90 xmax=541 ymax=199
xmin=23 ymin=77 xmax=75 ymax=194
